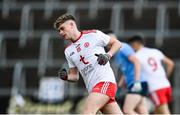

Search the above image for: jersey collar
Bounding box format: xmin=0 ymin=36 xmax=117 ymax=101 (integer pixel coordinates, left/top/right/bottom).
xmin=72 ymin=31 xmax=83 ymax=43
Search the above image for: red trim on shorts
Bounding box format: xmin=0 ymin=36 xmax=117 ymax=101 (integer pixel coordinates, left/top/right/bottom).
xmin=150 ymin=87 xmax=172 ymax=107
xmin=91 ymin=82 xmax=117 ymax=104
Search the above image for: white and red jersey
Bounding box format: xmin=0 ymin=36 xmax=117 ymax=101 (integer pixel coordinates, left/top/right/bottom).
xmin=135 ymin=47 xmax=171 ymax=92
xmin=64 ymin=30 xmax=116 ymax=92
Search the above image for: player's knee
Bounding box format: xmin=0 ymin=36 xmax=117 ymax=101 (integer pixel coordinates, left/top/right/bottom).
xmin=82 ymin=108 xmax=97 ymax=114
xmin=123 ymin=106 xmax=133 ymax=114
xmin=137 ymin=107 xmax=149 ymax=114
xmin=82 ymin=105 xmax=98 ymax=114
xmin=155 ymin=104 xmax=170 ymax=114
xmin=122 ymin=107 xmax=131 ymax=114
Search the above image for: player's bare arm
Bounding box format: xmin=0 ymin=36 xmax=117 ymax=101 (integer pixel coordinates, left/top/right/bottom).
xmin=95 ymin=34 xmax=122 ymax=65
xmin=128 ymin=55 xmax=142 ymax=92
xmin=118 ymin=75 xmax=125 ymax=87
xmin=67 ymin=67 xmax=79 ymax=82
xmin=107 ymin=34 xmax=122 ymax=56
xmin=128 ymin=55 xmax=141 ymax=81
xmin=162 ymin=56 xmax=174 ymax=77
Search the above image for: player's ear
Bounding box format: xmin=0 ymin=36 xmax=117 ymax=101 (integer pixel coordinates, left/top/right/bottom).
xmin=69 ymin=21 xmax=75 ymax=27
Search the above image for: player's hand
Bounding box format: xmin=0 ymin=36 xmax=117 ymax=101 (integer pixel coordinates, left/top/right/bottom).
xmin=58 ymin=68 xmax=68 ymax=80
xmin=131 ymin=81 xmax=142 ymax=92
xmin=95 ymin=53 xmax=111 ymax=65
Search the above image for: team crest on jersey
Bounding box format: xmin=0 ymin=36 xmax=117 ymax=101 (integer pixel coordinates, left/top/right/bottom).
xmin=84 ymin=42 xmax=89 ymax=48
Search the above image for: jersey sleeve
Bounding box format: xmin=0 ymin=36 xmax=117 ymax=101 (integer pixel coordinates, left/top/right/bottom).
xmin=64 ymin=50 xmax=76 ymax=68
xmin=96 ymin=30 xmax=111 ymax=47
xmin=156 ymin=49 xmax=165 ymax=60
xmin=121 ymin=43 xmax=135 ymax=57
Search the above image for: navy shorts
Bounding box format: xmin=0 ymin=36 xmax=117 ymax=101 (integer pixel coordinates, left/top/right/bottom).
xmin=127 ymin=81 xmax=148 ymax=96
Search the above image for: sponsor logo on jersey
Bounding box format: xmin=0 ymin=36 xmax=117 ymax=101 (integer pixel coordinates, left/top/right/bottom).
xmin=81 ymin=64 xmax=94 ymax=76
xmin=70 ymin=52 xmax=75 ymax=56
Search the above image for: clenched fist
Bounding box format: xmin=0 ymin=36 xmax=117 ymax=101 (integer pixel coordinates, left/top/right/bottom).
xmin=95 ymin=53 xmax=111 ymax=65
xmin=58 ymin=68 xmax=68 ymax=80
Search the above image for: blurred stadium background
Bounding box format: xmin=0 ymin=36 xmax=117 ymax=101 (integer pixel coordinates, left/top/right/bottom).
xmin=0 ymin=0 xmax=180 ymax=114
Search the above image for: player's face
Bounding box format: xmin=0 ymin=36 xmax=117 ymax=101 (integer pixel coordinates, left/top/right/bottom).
xmin=130 ymin=42 xmax=139 ymax=52
xmin=58 ymin=21 xmax=74 ymax=40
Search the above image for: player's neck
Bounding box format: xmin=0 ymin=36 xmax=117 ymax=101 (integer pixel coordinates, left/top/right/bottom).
xmin=71 ymin=30 xmax=81 ymax=43
xmin=138 ymin=45 xmax=144 ymax=50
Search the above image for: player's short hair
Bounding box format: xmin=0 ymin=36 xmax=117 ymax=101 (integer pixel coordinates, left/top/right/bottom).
xmin=127 ymin=35 xmax=144 ymax=44
xmin=102 ymin=29 xmax=114 ymax=34
xmin=54 ymin=13 xmax=76 ymax=30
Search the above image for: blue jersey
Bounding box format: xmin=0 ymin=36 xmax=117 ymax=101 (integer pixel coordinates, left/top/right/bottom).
xmin=114 ymin=42 xmax=136 ymax=87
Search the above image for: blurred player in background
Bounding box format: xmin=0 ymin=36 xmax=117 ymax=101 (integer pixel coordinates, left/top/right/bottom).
xmin=128 ymin=35 xmax=174 ymax=114
xmin=53 ymin=14 xmax=123 ymax=114
xmin=104 ymin=30 xmax=148 ymax=114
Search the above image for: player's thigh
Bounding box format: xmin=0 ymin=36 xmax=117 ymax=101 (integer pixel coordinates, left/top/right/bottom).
xmin=123 ymin=94 xmax=142 ymax=110
xmin=135 ymin=97 xmax=149 ymax=114
xmin=84 ymin=92 xmax=110 ymax=110
xmin=150 ymin=87 xmax=172 ymax=107
xmin=100 ymin=101 xmax=123 ymax=114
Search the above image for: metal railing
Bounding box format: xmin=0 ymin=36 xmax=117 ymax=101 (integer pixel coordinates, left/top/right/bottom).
xmin=110 ymin=4 xmax=121 ymax=36
xmin=133 ymin=0 xmax=144 ymax=19
xmin=0 ymin=34 xmax=6 ymax=66
xmin=155 ymin=4 xmax=167 ymax=47
xmin=2 ymin=0 xmax=16 ymax=19
xmin=38 ymin=33 xmax=53 ymax=76
xmin=0 ymin=0 xmax=180 ymax=113
xmin=0 ymin=1 xmax=179 ymax=40
xmin=19 ymin=4 xmax=34 ymax=47
xmin=44 ymin=0 xmax=56 ymax=19
xmin=172 ymin=60 xmax=180 ymax=113
xmin=11 ymin=62 xmax=26 ymax=96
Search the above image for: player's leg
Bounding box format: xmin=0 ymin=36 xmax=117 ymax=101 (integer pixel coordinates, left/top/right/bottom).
xmin=123 ymin=82 xmax=146 ymax=114
xmin=123 ymin=93 xmax=142 ymax=114
xmin=82 ymin=82 xmax=119 ymax=114
xmin=135 ymin=97 xmax=149 ymax=114
xmin=154 ymin=104 xmax=170 ymax=114
xmin=100 ymin=101 xmax=123 ymax=114
xmin=135 ymin=81 xmax=149 ymax=114
xmin=82 ymin=92 xmax=110 ymax=114
xmin=150 ymin=87 xmax=172 ymax=114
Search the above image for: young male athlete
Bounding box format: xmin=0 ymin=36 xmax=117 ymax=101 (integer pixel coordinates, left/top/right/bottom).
xmin=104 ymin=30 xmax=148 ymax=114
xmin=53 ymin=14 xmax=123 ymax=114
xmin=128 ymin=35 xmax=174 ymax=114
